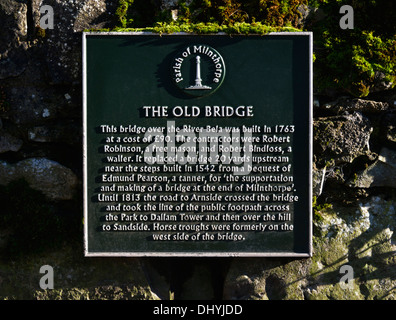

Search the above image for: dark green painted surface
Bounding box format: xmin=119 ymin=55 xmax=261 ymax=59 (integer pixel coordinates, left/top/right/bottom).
xmin=84 ymin=33 xmax=312 ymax=256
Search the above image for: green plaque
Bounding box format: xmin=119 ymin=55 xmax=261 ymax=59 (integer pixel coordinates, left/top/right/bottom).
xmin=83 ymin=32 xmax=313 ymax=257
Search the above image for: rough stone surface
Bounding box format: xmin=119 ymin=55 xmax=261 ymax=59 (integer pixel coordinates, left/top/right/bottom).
xmin=4 ymin=87 xmax=70 ymax=125
xmin=381 ymin=112 xmax=396 ymax=144
xmin=321 ymin=98 xmax=392 ymax=115
xmin=73 ymin=0 xmax=117 ymax=32
xmin=312 ymin=166 xmax=326 ymax=197
xmin=0 ymin=129 xmax=23 ymax=153
xmin=349 ymin=148 xmax=396 ymax=188
xmin=0 ymin=158 xmax=79 ymax=200
xmin=223 ymin=259 xmax=309 ymax=300
xmin=223 ymin=195 xmax=396 ymax=300
xmin=161 ymin=0 xmax=180 ymax=10
xmin=313 ymin=112 xmax=373 ymax=166
xmin=0 ymin=0 xmax=28 ymax=79
xmin=0 ymin=245 xmax=159 ymax=300
xmin=28 ymin=120 xmax=82 ymax=145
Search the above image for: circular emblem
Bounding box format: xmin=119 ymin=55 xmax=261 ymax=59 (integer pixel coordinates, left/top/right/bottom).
xmin=171 ymin=44 xmax=226 ymax=97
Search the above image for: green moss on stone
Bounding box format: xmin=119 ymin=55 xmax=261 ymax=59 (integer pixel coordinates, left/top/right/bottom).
xmin=308 ymin=0 xmax=396 ymax=97
xmin=115 ymin=0 xmax=135 ymax=28
xmin=106 ymin=0 xmax=396 ymax=97
xmin=88 ymin=21 xmax=301 ymax=34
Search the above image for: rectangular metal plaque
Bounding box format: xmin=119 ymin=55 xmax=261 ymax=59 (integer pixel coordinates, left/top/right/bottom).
xmin=83 ymin=32 xmax=312 ymax=257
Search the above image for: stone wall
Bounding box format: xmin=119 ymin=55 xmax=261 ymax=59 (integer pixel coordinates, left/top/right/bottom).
xmin=0 ymin=1 xmax=395 ymax=300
